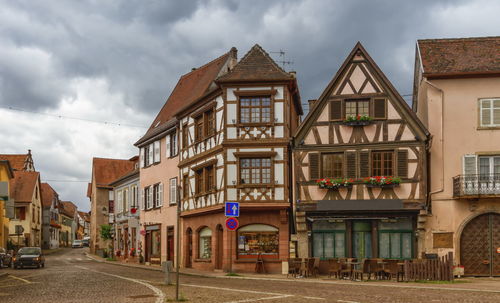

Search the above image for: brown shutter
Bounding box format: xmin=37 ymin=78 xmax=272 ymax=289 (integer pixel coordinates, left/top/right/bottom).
xmin=309 ymin=153 xmax=320 ymax=180
xmin=397 ymin=149 xmax=408 ymax=178
xmin=346 ymin=152 xmax=357 ymax=178
xmin=359 ymin=151 xmax=370 ymax=178
xmin=373 ymin=98 xmax=386 ymax=119
xmin=330 ymin=100 xmax=342 ymax=121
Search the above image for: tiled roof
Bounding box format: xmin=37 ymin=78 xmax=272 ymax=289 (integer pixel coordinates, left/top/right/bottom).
xmin=135 ymin=50 xmax=234 ymax=146
xmin=0 ymin=154 xmax=27 ymax=171
xmin=10 ymin=171 xmax=39 ymax=203
xmin=109 ymin=168 xmax=139 ymax=186
xmin=60 ymin=201 xmax=77 ymax=217
xmin=41 ymin=183 xmax=58 ymax=208
xmin=217 ymin=44 xmax=294 ymax=82
xmin=92 ymin=157 xmax=135 ymax=188
xmin=418 ymin=36 xmax=500 ymax=76
xmin=86 ymin=182 xmax=92 ymax=198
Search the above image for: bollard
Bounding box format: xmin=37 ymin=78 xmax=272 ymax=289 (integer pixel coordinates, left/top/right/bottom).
xmin=163 ymin=261 xmax=173 ymax=285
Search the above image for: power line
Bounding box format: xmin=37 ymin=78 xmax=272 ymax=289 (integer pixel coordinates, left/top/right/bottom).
xmin=0 ymin=105 xmax=147 ymax=129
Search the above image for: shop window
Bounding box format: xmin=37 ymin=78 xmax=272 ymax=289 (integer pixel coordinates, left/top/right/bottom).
xmin=237 ymin=224 xmax=279 ymax=258
xmin=150 ymin=229 xmax=161 ymax=258
xmin=378 ymin=218 xmax=413 ymax=259
xmin=312 ymin=221 xmax=346 ymax=259
xmin=199 ymin=227 xmax=212 ymax=259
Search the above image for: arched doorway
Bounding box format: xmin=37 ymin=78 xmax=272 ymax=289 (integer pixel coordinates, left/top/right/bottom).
xmin=185 ymin=228 xmax=193 ymax=268
xmin=215 ymin=225 xmax=223 ymax=270
xmin=460 ymin=212 xmax=500 ymax=276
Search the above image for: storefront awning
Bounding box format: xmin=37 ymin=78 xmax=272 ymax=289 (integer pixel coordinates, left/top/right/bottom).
xmin=317 ymin=199 xmax=403 ymax=211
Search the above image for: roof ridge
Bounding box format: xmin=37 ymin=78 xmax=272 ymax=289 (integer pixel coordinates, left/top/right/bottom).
xmin=179 ymin=51 xmax=231 ymax=80
xmin=93 ymin=157 xmax=133 ymax=161
xmin=237 ymin=44 xmax=290 ymax=76
xmin=418 ymin=36 xmax=500 ymax=43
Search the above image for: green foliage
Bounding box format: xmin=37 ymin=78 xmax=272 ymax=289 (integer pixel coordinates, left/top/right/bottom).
xmin=225 ymin=272 xmax=241 ymax=276
xmin=100 ymin=224 xmax=113 ymax=241
xmin=7 ymin=239 xmax=15 ymax=251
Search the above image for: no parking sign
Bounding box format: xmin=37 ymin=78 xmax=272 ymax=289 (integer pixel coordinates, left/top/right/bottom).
xmin=225 ymin=217 xmax=239 ymax=231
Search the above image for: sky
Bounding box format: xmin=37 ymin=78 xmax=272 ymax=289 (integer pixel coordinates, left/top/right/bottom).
xmin=1 ymin=0 xmax=499 ymax=212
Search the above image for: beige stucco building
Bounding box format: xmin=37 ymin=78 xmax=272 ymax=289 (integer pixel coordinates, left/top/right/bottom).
xmin=413 ymin=37 xmax=500 ymax=276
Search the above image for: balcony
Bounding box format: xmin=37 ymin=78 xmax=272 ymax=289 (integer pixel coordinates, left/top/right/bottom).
xmin=453 ymin=174 xmax=500 ymax=198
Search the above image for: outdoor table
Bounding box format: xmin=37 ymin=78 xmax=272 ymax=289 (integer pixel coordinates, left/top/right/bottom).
xmin=348 ymin=262 xmax=360 ymax=280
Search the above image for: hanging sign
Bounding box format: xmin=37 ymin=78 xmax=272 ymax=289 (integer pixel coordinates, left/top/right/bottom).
xmin=225 ymin=217 xmax=239 ymax=231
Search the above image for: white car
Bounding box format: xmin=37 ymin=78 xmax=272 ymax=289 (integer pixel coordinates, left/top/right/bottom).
xmin=72 ymin=240 xmax=83 ymax=248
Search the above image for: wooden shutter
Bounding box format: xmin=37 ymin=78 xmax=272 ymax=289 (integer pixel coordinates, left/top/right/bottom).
xmin=346 ymin=151 xmax=357 ymax=178
xmin=158 ymin=183 xmax=163 ymax=207
xmin=397 ymin=149 xmax=408 ymax=178
xmin=373 ymin=98 xmax=387 ymax=119
xmin=309 ymin=153 xmax=320 ymax=180
xmin=139 ymin=148 xmax=144 ymax=168
xmin=330 ymin=100 xmax=342 ymax=121
xmin=148 ymin=143 xmax=154 ymax=165
xmin=154 ymin=141 xmax=160 ymax=163
xmin=463 ymin=155 xmax=477 ymax=175
xmin=166 ymin=135 xmax=171 ymax=158
xmin=140 ymin=188 xmax=144 ymax=210
xmin=359 ymin=151 xmax=370 ymax=178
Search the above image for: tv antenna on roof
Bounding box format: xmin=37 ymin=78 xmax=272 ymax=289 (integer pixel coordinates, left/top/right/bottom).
xmin=270 ymin=49 xmax=294 ymax=69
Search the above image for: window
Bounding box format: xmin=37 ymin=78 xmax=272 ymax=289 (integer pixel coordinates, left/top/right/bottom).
xmin=152 ymin=183 xmax=163 ymax=208
xmin=32 ymin=206 xmax=35 ymax=222
xmin=149 ymin=229 xmax=161 ymax=258
xmin=205 ymin=109 xmax=215 ymax=137
xmin=199 ymin=227 xmax=212 ymax=259
xmin=169 ymin=178 xmax=177 ymax=205
xmin=372 ymin=151 xmax=394 ymax=176
xmin=123 ymin=188 xmax=129 ymax=212
xmin=321 ymin=153 xmax=344 ymax=178
xmin=145 ymin=186 xmax=152 ymax=209
xmin=195 ymin=116 xmax=204 ymax=142
xmin=171 ymin=132 xmax=178 ymax=156
xmin=183 ymin=174 xmax=189 ymax=198
xmin=480 ymin=99 xmax=500 ymax=127
xmin=195 ymin=169 xmax=203 ymax=195
xmin=345 ymin=99 xmax=370 ymax=119
xmin=182 ymin=123 xmax=188 ymax=149
xmin=378 ymin=219 xmax=413 ymax=259
xmin=206 ymin=166 xmax=215 ymax=191
xmin=131 ymin=185 xmax=138 ymax=208
xmin=237 ymin=224 xmax=279 ymax=258
xmin=144 ymin=145 xmax=151 ymax=166
xmin=312 ymin=221 xmax=346 ymax=259
xmin=240 ymin=96 xmax=271 ymax=124
xmin=194 ymin=166 xmax=216 ymax=195
xmin=153 ymin=140 xmax=160 ymax=163
xmin=116 ymin=190 xmax=123 ymax=213
xmin=240 ymin=158 xmax=271 ymax=184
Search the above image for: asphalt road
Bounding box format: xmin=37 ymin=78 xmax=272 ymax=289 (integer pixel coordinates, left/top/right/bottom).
xmin=1 ymin=248 xmax=500 ymax=302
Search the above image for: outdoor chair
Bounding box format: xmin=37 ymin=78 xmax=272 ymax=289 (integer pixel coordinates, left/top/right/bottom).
xmin=339 ymin=258 xmax=356 ymax=279
xmin=328 ymin=258 xmax=340 ymax=279
xmin=369 ymin=259 xmax=386 ymax=280
xmin=383 ymin=259 xmax=404 ymax=281
xmin=287 ymin=258 xmax=301 ymax=278
xmin=352 ymin=259 xmax=370 ymax=281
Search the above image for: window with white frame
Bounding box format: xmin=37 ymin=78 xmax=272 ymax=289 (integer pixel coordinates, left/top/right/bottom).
xmin=123 ymin=187 xmax=129 ymax=212
xmin=145 ymin=186 xmax=152 ymax=209
xmin=152 ymin=183 xmax=162 ymax=208
xmin=131 ymin=185 xmax=138 ymax=208
xmin=153 ymin=141 xmax=160 ymax=163
xmin=169 ymin=178 xmax=177 ymax=205
xmin=480 ymin=99 xmax=500 ymax=127
xmin=116 ymin=190 xmax=122 ymax=213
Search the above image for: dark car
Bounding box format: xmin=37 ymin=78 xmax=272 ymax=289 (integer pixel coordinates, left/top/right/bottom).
xmin=13 ymin=247 xmax=45 ymax=269
xmin=0 ymin=247 xmax=13 ymax=268
xmin=82 ymin=239 xmax=89 ymax=247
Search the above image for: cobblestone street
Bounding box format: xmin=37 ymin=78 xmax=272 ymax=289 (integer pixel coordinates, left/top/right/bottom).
xmin=1 ymin=248 xmax=500 ymax=302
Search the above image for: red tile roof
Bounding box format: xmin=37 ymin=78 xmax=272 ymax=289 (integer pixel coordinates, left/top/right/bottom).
xmin=60 ymin=201 xmax=77 ymax=217
xmin=10 ymin=171 xmax=40 ymax=203
xmin=217 ymin=44 xmax=294 ymax=82
xmin=418 ymin=37 xmax=500 ymax=77
xmin=135 ymin=50 xmax=234 ymax=145
xmin=41 ymin=183 xmax=58 ymax=208
xmin=0 ymin=154 xmax=28 ymax=171
xmin=86 ymin=182 xmax=92 ymax=198
xmin=92 ymin=157 xmax=135 ymax=188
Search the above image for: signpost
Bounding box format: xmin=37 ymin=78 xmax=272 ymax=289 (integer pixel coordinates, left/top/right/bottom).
xmin=225 ymin=202 xmax=239 ymax=217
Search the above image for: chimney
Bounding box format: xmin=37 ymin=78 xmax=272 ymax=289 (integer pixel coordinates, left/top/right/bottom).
xmin=191 ymin=68 xmax=197 ymax=71
xmin=308 ymin=99 xmax=317 ymax=109
xmin=229 ymin=47 xmax=238 ymax=70
xmin=289 ymin=71 xmax=296 ymax=78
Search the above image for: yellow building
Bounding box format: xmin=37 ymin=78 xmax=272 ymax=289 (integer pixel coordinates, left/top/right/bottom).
xmin=0 ymin=160 xmax=14 ymax=248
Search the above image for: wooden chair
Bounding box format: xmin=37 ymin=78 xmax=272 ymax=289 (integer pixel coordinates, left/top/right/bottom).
xmin=368 ymin=259 xmax=386 ymax=280
xmin=287 ymin=258 xmax=301 ymax=278
xmin=255 ymin=253 xmax=266 ymax=274
xmin=352 ymin=259 xmax=370 ymax=281
xmin=339 ymin=258 xmax=355 ymax=279
xmin=328 ymin=258 xmax=340 ymax=279
xmin=383 ymin=259 xmax=404 ymax=281
xmin=308 ymin=257 xmax=320 ymax=277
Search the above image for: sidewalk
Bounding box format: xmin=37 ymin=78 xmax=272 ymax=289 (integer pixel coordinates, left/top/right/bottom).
xmin=84 ymin=252 xmax=500 ymax=292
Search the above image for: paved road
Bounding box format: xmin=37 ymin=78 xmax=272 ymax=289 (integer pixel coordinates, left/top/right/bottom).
xmin=1 ymin=248 xmax=500 ymax=302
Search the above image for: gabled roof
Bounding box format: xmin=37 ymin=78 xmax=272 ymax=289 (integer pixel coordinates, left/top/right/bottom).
xmin=10 ymin=171 xmax=40 ymax=203
xmin=41 ymin=183 xmax=58 ymax=208
xmin=0 ymin=160 xmax=14 ymax=179
xmin=86 ymin=183 xmax=92 ymax=199
xmin=91 ymin=157 xmax=135 ymax=188
xmin=0 ymin=150 xmax=33 ymax=171
xmin=217 ymin=44 xmax=294 ymax=83
xmin=135 ymin=50 xmax=235 ymax=146
xmin=60 ymin=201 xmax=77 ymax=217
xmin=295 ymin=42 xmax=429 ymax=142
xmin=417 ymin=36 xmax=500 ymax=77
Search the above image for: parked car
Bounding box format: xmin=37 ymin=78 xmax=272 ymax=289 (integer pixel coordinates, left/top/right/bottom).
xmin=0 ymin=247 xmax=13 ymax=268
xmin=13 ymin=247 xmax=45 ymax=269
xmin=82 ymin=239 xmax=89 ymax=247
xmin=72 ymin=240 xmax=83 ymax=248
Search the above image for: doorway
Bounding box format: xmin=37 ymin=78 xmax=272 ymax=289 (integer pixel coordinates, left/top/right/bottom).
xmin=167 ymin=226 xmax=174 ymax=262
xmin=460 ymin=213 xmax=500 ymax=276
xmin=352 ymin=221 xmax=372 ymax=259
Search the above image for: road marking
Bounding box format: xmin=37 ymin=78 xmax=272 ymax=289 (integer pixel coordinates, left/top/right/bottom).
xmin=225 ymin=295 xmax=293 ymax=303
xmin=9 ymin=275 xmax=31 ymax=284
xmin=76 ymin=258 xmax=82 ymax=261
xmin=74 ymin=265 xmax=165 ymax=303
xmin=302 ymin=296 xmax=326 ymax=300
xmin=337 ymin=300 xmax=360 ymax=303
xmin=182 ymin=284 xmax=290 ymax=296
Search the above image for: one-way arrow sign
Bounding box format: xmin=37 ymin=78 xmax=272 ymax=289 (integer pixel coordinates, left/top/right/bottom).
xmin=225 ymin=202 xmax=239 ymax=217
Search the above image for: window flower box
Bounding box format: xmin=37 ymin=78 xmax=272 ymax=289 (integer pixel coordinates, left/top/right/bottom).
xmin=343 ymin=115 xmax=373 ymax=126
xmin=316 ymin=178 xmax=354 ymax=190
xmin=364 ymin=176 xmax=401 ymax=188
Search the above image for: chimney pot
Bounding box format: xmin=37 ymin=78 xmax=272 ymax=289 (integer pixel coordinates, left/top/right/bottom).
xmin=308 ymin=99 xmax=317 ymax=108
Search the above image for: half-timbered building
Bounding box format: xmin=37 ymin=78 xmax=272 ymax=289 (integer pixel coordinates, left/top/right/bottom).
xmin=179 ymin=45 xmax=302 ymax=273
xmin=293 ymin=43 xmax=429 ymax=268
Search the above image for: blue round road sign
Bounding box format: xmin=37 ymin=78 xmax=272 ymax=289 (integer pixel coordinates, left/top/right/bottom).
xmin=225 ymin=217 xmax=239 ymax=231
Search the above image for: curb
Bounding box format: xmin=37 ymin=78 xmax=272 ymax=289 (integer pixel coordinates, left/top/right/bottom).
xmin=0 ymin=272 xmax=9 ymax=279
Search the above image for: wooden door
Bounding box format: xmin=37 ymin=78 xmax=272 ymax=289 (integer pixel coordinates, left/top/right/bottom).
xmin=145 ymin=232 xmax=152 ymax=262
xmin=167 ymin=227 xmax=174 ymax=261
xmin=461 ymin=213 xmax=500 ymax=276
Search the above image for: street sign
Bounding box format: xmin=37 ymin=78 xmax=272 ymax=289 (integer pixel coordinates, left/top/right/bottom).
xmin=225 ymin=217 xmax=239 ymax=231
xmin=225 ymin=202 xmax=240 ymax=217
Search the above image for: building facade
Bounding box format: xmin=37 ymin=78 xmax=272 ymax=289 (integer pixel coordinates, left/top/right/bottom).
xmin=0 ymin=160 xmax=14 ymax=248
xmin=293 ymin=43 xmax=429 ymax=270
xmin=414 ymin=37 xmax=500 ymax=276
xmin=179 ymin=45 xmax=302 ymax=273
xmin=41 ymin=183 xmax=61 ymax=249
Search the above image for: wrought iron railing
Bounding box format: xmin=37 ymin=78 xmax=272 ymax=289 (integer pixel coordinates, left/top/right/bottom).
xmin=453 ymin=174 xmax=500 ymax=198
